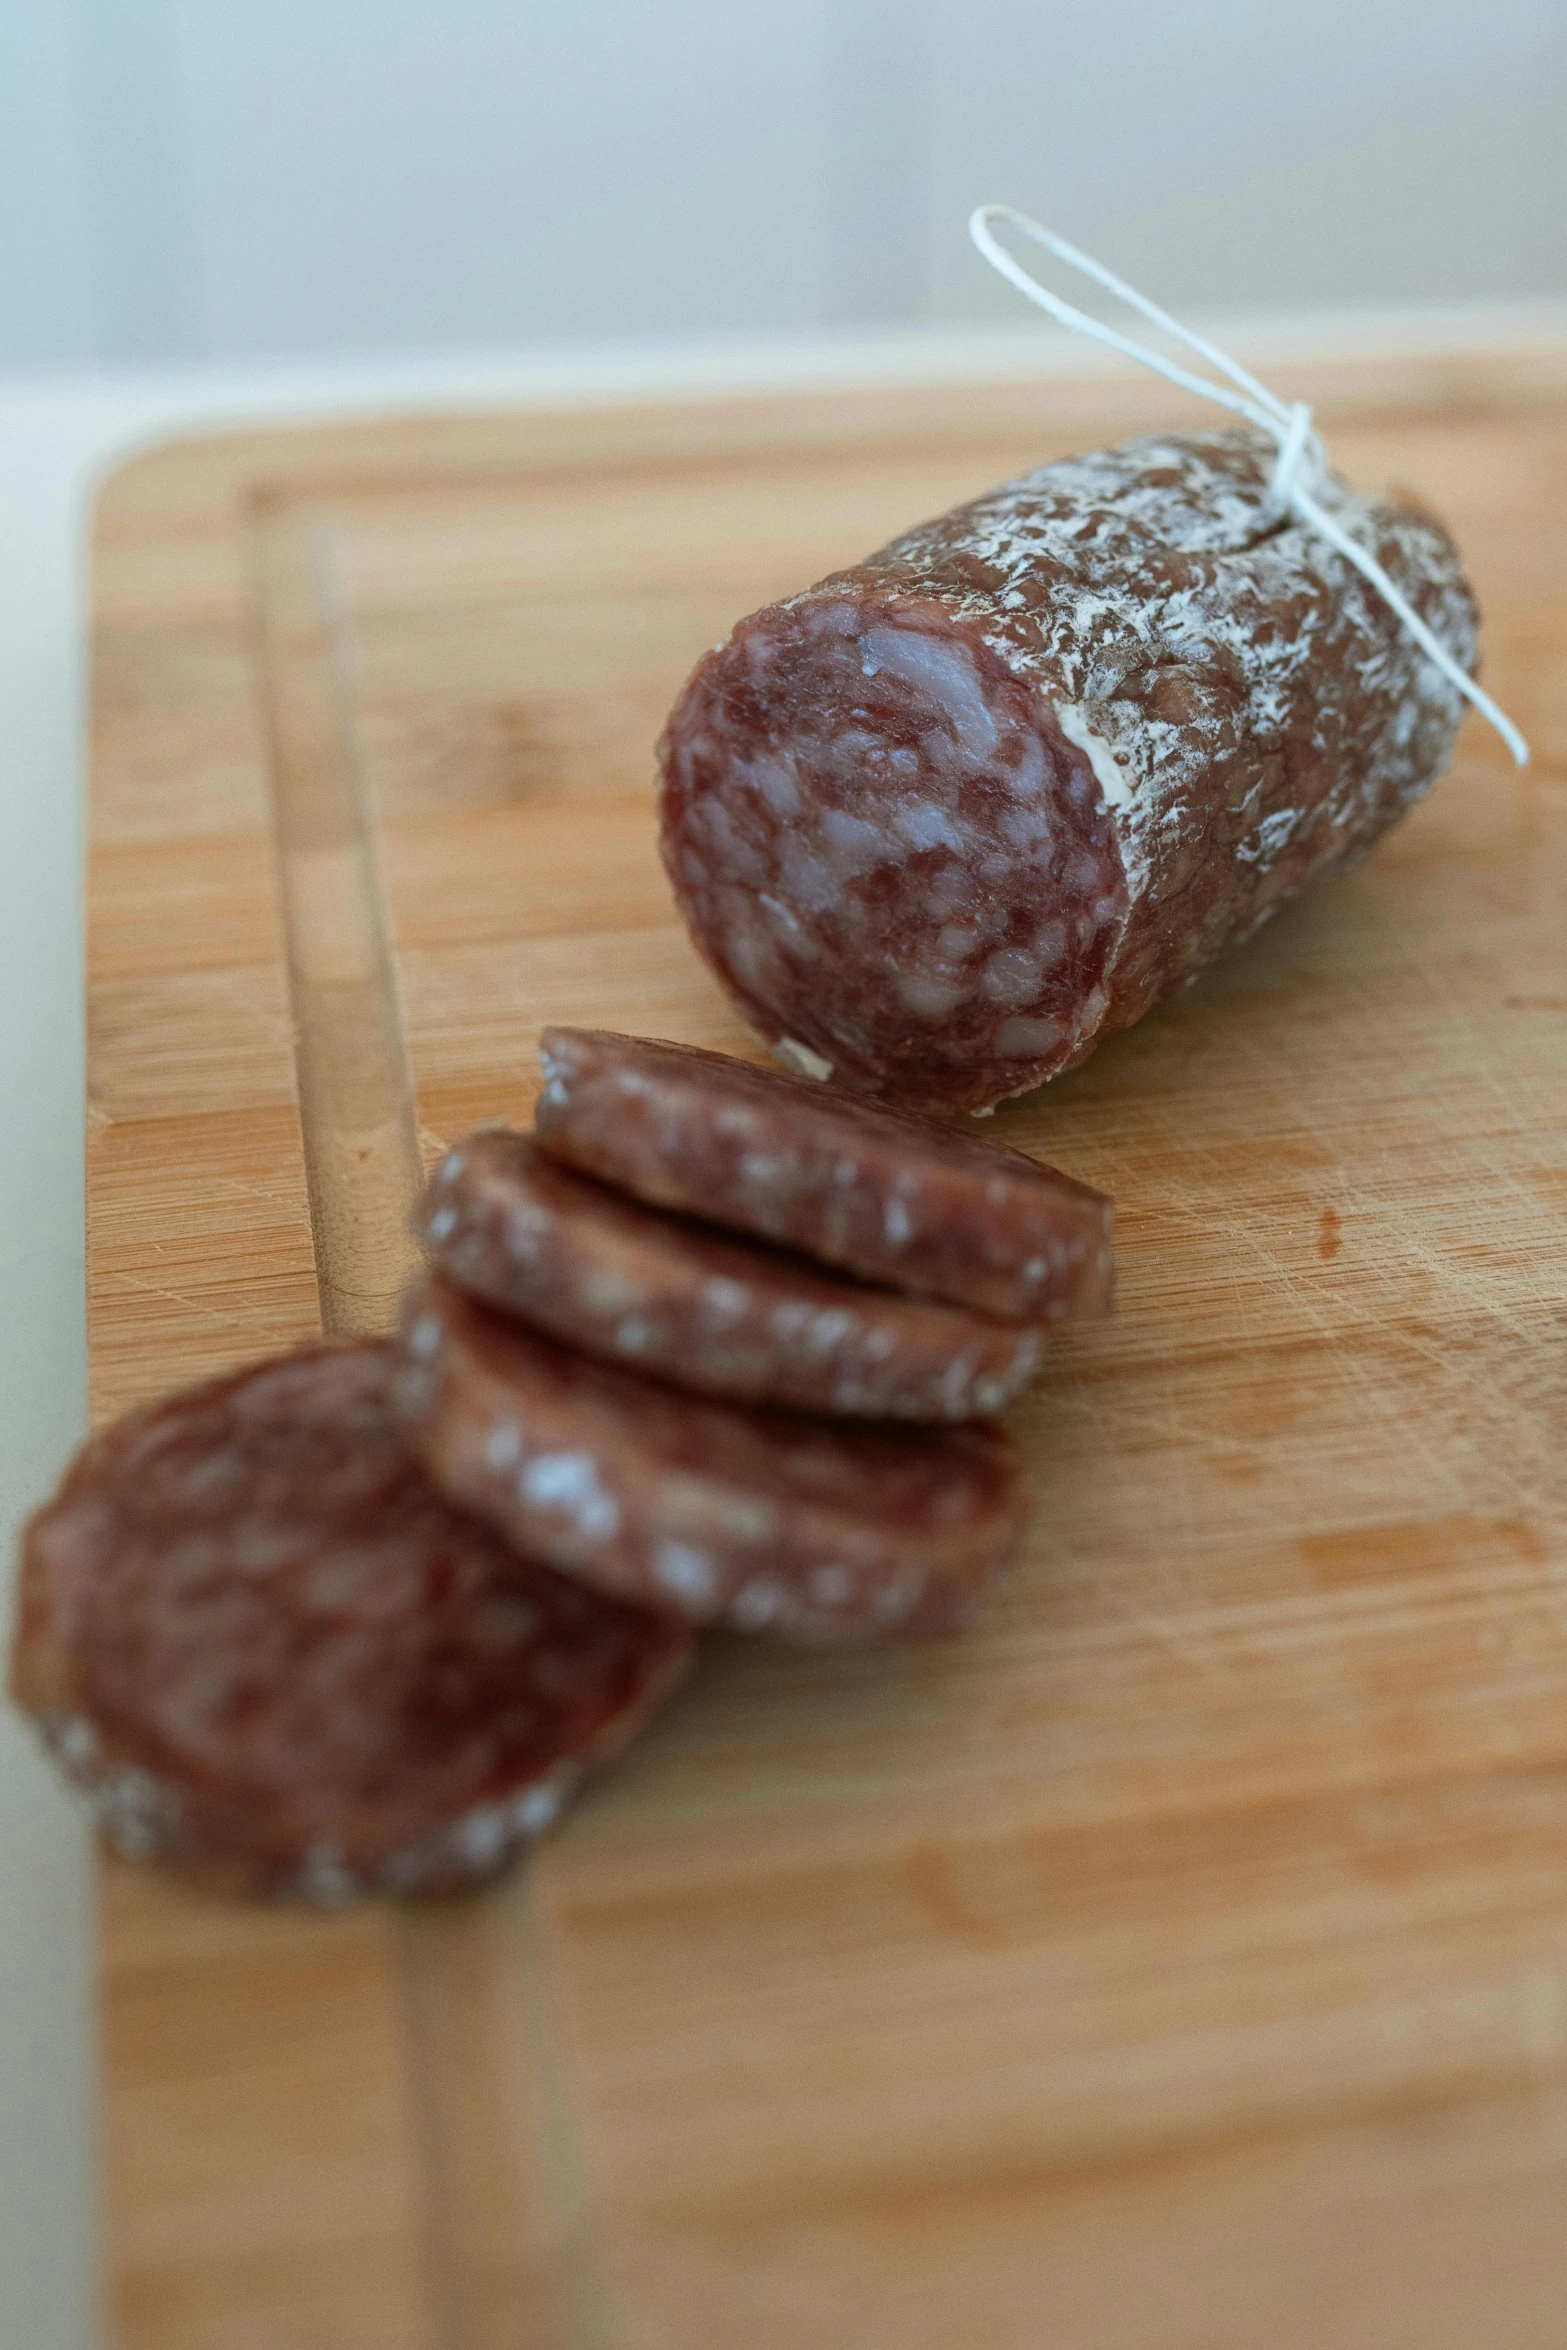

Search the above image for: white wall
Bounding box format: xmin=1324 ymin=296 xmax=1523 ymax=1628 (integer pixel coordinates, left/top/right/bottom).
xmin=2 ymin=0 xmax=1566 ymax=364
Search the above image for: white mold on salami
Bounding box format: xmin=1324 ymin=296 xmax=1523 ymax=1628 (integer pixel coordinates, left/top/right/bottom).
xmin=658 ymin=427 xmax=1478 ymax=1112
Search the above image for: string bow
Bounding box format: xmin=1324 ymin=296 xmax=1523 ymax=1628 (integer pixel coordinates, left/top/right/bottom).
xmin=970 ymin=205 xmax=1528 ymax=767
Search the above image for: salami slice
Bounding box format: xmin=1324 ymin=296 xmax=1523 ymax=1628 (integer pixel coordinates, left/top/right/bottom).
xmin=10 ymin=1342 xmax=690 ymax=1898
xmin=533 ymin=1027 xmax=1112 ymax=1325
xmin=419 ymin=1127 xmax=1047 ymax=1420
xmin=396 ymin=1276 xmax=1028 ymax=1640
xmin=658 ymin=426 xmax=1478 ymax=1112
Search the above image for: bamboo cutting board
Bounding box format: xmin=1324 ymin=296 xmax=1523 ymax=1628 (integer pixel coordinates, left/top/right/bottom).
xmin=88 ymin=352 xmax=1567 ymax=2350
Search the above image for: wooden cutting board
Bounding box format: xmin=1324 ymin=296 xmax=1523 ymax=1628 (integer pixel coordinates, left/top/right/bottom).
xmin=88 ymin=350 xmax=1567 ymax=2350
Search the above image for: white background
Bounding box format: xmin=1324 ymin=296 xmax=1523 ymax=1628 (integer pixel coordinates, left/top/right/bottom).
xmin=3 ymin=0 xmax=1566 ymax=369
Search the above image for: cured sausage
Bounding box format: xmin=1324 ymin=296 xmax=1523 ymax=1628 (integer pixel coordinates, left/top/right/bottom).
xmin=658 ymin=426 xmax=1478 ymax=1113
xmin=419 ymin=1127 xmax=1047 ymax=1421
xmin=10 ymin=1343 xmax=691 ymax=1898
xmin=396 ymin=1276 xmax=1028 ymax=1640
xmin=533 ymin=1027 xmax=1113 ymax=1324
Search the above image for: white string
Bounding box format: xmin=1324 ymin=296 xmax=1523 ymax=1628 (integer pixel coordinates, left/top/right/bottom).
xmin=969 ymin=205 xmax=1530 ymax=768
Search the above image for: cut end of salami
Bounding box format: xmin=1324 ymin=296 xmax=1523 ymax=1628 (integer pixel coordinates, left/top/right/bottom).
xmin=533 ymin=1026 xmax=1114 ymax=1325
xmin=661 ymin=592 xmax=1129 ymax=1111
xmin=658 ymin=428 xmax=1477 ymax=1113
xmin=11 ymin=1342 xmax=691 ymax=1898
xmin=418 ymin=1127 xmax=1050 ymax=1421
xmin=397 ymin=1276 xmax=1029 ymax=1641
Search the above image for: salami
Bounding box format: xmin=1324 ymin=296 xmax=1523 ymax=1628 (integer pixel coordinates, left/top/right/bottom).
xmin=419 ymin=1127 xmax=1047 ymax=1421
xmin=10 ymin=1343 xmax=691 ymax=1898
xmin=396 ymin=1276 xmax=1028 ymax=1639
xmin=658 ymin=426 xmax=1478 ymax=1113
xmin=533 ymin=1027 xmax=1112 ymax=1324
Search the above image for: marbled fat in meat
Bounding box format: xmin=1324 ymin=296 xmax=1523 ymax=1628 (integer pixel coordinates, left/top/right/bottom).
xmin=532 ymin=1027 xmax=1114 ymax=1324
xmin=396 ymin=1276 xmax=1028 ymax=1641
xmin=419 ymin=1127 xmax=1049 ymax=1421
xmin=10 ymin=1342 xmax=690 ymax=1897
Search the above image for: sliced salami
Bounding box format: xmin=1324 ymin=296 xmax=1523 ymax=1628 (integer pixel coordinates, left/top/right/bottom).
xmin=532 ymin=1026 xmax=1112 ymax=1325
xmin=396 ymin=1276 xmax=1028 ymax=1640
xmin=419 ymin=1127 xmax=1047 ymax=1421
xmin=10 ymin=1342 xmax=691 ymax=1898
xmin=658 ymin=427 xmax=1478 ymax=1112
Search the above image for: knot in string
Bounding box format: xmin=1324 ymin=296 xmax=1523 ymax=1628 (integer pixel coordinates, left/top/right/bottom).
xmin=1267 ymin=398 xmax=1324 ymax=518
xmin=970 ymin=205 xmax=1528 ymax=768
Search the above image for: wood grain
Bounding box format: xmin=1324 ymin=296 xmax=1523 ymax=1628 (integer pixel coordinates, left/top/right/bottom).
xmin=87 ymin=352 xmax=1567 ymax=2349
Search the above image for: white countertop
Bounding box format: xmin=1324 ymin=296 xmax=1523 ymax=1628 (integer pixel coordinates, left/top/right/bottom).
xmin=3 ymin=304 xmax=1563 ymax=2348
